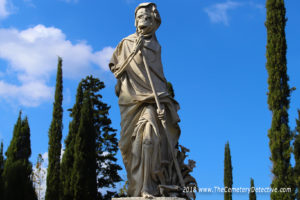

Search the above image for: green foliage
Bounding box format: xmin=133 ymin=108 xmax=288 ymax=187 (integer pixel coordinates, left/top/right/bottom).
xmin=3 ymin=112 xmax=37 ymax=200
xmin=72 ymin=90 xmax=97 ymax=200
xmin=61 ymin=75 xmax=121 ymax=200
xmin=6 ymin=113 xmax=32 ymax=162
xmin=224 ymin=142 xmax=232 ymax=200
xmin=81 ymin=76 xmax=122 ymax=200
xmin=0 ymin=141 xmax=4 ymax=200
xmin=60 ymin=83 xmax=83 ymax=200
xmin=294 ymin=110 xmax=300 ymax=200
xmin=0 ymin=142 xmax=3 ymax=169
xmin=265 ymin=0 xmax=295 ymax=199
xmin=118 ymin=180 xmax=128 ymax=197
xmin=249 ymin=178 xmax=256 ymax=200
xmin=46 ymin=57 xmax=63 ymax=200
xmin=5 ymin=160 xmax=37 ymax=200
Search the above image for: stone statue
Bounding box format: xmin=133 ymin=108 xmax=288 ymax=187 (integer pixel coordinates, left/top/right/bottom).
xmin=109 ymin=2 xmax=197 ymax=199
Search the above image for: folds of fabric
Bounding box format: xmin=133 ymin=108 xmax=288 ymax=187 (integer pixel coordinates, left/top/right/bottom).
xmin=109 ymin=33 xmax=181 ymax=196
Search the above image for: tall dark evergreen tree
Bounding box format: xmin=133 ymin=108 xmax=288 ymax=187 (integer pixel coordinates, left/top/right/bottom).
xmin=224 ymin=142 xmax=233 ymax=200
xmin=0 ymin=141 xmax=4 ymax=169
xmin=60 ymin=83 xmax=83 ymax=200
xmin=0 ymin=141 xmax=4 ymax=200
xmin=46 ymin=57 xmax=63 ymax=200
xmin=81 ymin=76 xmax=122 ymax=200
xmin=294 ymin=109 xmax=300 ymax=200
xmin=61 ymin=76 xmax=121 ymax=200
xmin=72 ymin=90 xmax=97 ymax=200
xmin=265 ymin=0 xmax=295 ymax=199
xmin=3 ymin=112 xmax=37 ymax=200
xmin=249 ymin=178 xmax=256 ymax=200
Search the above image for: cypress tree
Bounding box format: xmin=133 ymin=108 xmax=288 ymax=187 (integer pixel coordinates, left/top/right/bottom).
xmin=224 ymin=142 xmax=233 ymax=200
xmin=81 ymin=76 xmax=122 ymax=200
xmin=0 ymin=141 xmax=4 ymax=200
xmin=72 ymin=90 xmax=97 ymax=200
xmin=46 ymin=57 xmax=63 ymax=200
xmin=265 ymin=0 xmax=295 ymax=199
xmin=0 ymin=142 xmax=4 ymax=169
xmin=294 ymin=109 xmax=300 ymax=199
xmin=3 ymin=113 xmax=37 ymax=200
xmin=60 ymin=83 xmax=83 ymax=200
xmin=5 ymin=112 xmax=22 ymax=162
xmin=249 ymin=178 xmax=256 ymax=200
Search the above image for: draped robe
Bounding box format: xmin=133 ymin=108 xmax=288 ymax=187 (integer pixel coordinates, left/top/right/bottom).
xmin=109 ymin=33 xmax=181 ymax=196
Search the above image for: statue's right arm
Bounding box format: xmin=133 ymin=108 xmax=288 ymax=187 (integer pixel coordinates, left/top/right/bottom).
xmin=109 ymin=37 xmax=141 ymax=79
xmin=109 ymin=39 xmax=132 ymax=79
xmin=109 ymin=41 xmax=123 ymax=77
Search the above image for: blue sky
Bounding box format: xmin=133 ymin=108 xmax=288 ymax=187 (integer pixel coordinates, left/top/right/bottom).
xmin=0 ymin=0 xmax=299 ymax=199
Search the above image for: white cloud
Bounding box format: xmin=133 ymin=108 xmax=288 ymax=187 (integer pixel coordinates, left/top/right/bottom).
xmin=204 ymin=1 xmax=264 ymax=26
xmin=92 ymin=47 xmax=114 ymax=69
xmin=0 ymin=80 xmax=53 ymax=107
xmin=124 ymin=0 xmax=138 ymax=4
xmin=204 ymin=1 xmax=242 ymax=26
xmin=249 ymin=2 xmax=264 ymax=11
xmin=62 ymin=0 xmax=79 ymax=3
xmin=0 ymin=25 xmax=114 ymax=107
xmin=23 ymin=0 xmax=36 ymax=8
xmin=0 ymin=0 xmax=10 ymax=18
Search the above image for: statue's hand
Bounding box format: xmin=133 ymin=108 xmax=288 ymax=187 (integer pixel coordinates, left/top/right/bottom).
xmin=157 ymin=107 xmax=166 ymax=121
xmin=132 ymin=36 xmax=143 ymax=54
xmin=111 ymin=64 xmax=119 ymax=73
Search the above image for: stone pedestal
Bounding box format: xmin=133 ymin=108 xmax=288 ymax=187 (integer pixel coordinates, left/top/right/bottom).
xmin=112 ymin=198 xmax=186 ymax=200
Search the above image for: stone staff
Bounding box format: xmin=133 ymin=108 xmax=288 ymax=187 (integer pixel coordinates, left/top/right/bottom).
xmin=140 ymin=47 xmax=185 ymax=188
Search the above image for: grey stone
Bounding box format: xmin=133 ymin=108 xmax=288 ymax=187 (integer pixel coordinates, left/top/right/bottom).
xmin=109 ymin=2 xmax=197 ymax=199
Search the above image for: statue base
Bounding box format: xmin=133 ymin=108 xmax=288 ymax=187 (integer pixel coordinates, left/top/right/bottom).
xmin=112 ymin=197 xmax=186 ymax=200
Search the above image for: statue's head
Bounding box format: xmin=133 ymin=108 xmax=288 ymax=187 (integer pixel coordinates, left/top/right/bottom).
xmin=134 ymin=2 xmax=161 ymax=36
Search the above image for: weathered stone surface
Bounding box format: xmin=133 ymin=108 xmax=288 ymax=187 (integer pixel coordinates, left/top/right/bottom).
xmin=109 ymin=2 xmax=181 ymax=197
xmin=109 ymin=2 xmax=197 ymax=199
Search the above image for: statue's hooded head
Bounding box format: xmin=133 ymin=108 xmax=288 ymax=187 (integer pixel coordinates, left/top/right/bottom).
xmin=134 ymin=2 xmax=161 ymax=36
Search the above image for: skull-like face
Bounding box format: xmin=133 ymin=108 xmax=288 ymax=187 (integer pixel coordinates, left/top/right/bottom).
xmin=135 ymin=7 xmax=156 ymax=36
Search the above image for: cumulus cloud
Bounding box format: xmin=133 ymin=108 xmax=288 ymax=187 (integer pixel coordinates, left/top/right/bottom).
xmin=204 ymin=1 xmax=264 ymax=26
xmin=0 ymin=80 xmax=53 ymax=107
xmin=0 ymin=25 xmax=114 ymax=107
xmin=92 ymin=47 xmax=114 ymax=69
xmin=124 ymin=0 xmax=138 ymax=4
xmin=62 ymin=0 xmax=79 ymax=3
xmin=204 ymin=1 xmax=242 ymax=26
xmin=249 ymin=1 xmax=264 ymax=12
xmin=0 ymin=0 xmax=10 ymax=18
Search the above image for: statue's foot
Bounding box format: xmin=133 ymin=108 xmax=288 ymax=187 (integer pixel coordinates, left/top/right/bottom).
xmin=142 ymin=191 xmax=154 ymax=199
